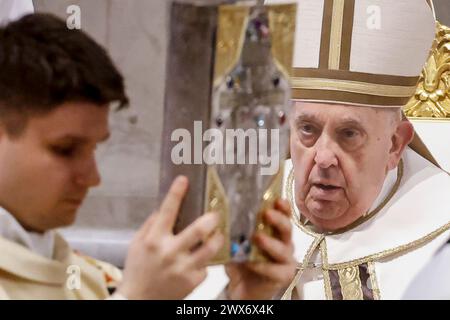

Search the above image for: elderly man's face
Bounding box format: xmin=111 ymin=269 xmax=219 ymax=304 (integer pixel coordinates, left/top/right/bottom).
xmin=290 ymin=102 xmax=413 ymax=231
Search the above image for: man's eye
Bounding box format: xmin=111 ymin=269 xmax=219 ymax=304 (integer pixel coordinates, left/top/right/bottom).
xmin=300 ymin=124 xmax=315 ymax=134
xmin=341 ymin=129 xmax=358 ymax=139
xmin=52 ymin=146 xmax=76 ymax=157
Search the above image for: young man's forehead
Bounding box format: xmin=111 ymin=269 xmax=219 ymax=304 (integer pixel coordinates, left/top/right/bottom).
xmin=26 ymin=101 xmax=110 ymax=136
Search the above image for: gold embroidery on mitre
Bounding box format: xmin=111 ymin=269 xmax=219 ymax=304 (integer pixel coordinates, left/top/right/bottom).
xmin=404 ymin=22 xmax=450 ymax=119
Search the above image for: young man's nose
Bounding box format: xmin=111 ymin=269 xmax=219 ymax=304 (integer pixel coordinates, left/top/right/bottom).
xmin=74 ymin=157 xmax=101 ymax=188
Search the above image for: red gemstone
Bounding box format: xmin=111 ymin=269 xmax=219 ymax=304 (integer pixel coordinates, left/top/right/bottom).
xmin=278 ymin=111 xmax=286 ymax=125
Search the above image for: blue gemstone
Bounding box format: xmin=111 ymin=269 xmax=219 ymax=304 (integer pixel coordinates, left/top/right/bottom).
xmin=255 ymin=115 xmax=265 ymax=127
xmin=231 ymin=242 xmax=239 ymax=256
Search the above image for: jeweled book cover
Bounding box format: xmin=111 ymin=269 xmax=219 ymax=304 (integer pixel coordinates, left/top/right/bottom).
xmin=160 ymin=0 xmax=296 ymax=263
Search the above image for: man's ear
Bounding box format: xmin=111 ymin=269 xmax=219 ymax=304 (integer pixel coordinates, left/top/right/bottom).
xmin=388 ymin=120 xmax=414 ymax=170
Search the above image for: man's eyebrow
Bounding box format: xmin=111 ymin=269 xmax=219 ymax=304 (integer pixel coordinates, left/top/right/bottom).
xmin=294 ymin=114 xmax=366 ymax=129
xmin=336 ymin=117 xmax=365 ymax=129
xmin=294 ymin=114 xmax=320 ymax=125
xmin=53 ymin=132 xmax=111 ymax=143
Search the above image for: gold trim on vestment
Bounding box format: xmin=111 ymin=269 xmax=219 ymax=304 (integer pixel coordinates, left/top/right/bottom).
xmin=338 ymin=266 xmax=364 ymax=300
xmin=286 ymin=159 xmax=450 ymax=271
xmin=326 ymin=221 xmax=450 ymax=270
xmin=281 ymin=234 xmax=324 ymax=300
xmin=320 ymin=240 xmax=333 ymax=300
xmin=367 ymin=261 xmax=381 ymax=300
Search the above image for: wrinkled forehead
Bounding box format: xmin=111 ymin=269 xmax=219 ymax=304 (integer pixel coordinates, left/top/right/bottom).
xmin=292 ymin=101 xmax=401 ymax=126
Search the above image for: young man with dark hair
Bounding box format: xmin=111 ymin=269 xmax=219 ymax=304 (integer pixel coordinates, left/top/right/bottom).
xmin=0 ymin=13 xmax=295 ymax=300
xmin=0 ymin=13 xmax=226 ymax=300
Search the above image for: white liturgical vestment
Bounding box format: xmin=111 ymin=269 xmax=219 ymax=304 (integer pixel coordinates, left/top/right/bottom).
xmin=282 ymin=147 xmax=450 ymax=300
xmin=190 ymin=148 xmax=450 ymax=300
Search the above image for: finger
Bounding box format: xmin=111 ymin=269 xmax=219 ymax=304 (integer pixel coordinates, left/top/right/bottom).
xmin=255 ymin=232 xmax=293 ymax=263
xmin=225 ymin=263 xmax=242 ymax=282
xmin=274 ymin=199 xmax=291 ymax=218
xmin=264 ymin=209 xmax=292 ymax=244
xmin=245 ymin=263 xmax=295 ymax=284
xmin=153 ymin=176 xmax=189 ymax=233
xmin=174 ymin=213 xmax=220 ymax=251
xmin=188 ymin=231 xmax=224 ymax=268
xmin=135 ymin=213 xmax=158 ymax=240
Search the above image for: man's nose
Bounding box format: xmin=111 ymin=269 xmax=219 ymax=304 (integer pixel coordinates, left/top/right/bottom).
xmin=75 ymin=156 xmax=101 ymax=188
xmin=314 ymin=136 xmax=338 ymax=169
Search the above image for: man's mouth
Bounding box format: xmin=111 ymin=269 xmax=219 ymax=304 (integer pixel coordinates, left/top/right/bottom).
xmin=314 ymin=183 xmax=340 ymax=191
xmin=309 ymin=183 xmax=343 ymax=201
xmin=65 ymin=195 xmax=86 ymax=206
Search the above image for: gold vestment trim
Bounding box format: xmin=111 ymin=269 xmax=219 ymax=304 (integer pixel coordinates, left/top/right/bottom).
xmin=367 ymin=261 xmax=381 ymax=300
xmin=338 ymin=266 xmax=364 ymax=300
xmin=287 ymin=159 xmax=450 ymax=270
xmin=320 ymin=240 xmax=333 ymax=300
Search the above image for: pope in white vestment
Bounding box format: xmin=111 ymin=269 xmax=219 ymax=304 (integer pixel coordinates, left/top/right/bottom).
xmin=191 ymin=0 xmax=450 ymax=300
xmin=269 ymin=0 xmax=450 ymax=300
xmin=283 ymin=147 xmax=450 ymax=299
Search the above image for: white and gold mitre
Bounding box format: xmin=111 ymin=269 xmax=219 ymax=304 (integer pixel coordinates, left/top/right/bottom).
xmin=267 ymin=0 xmax=436 ymax=106
xmin=266 ymin=0 xmax=439 ymax=165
